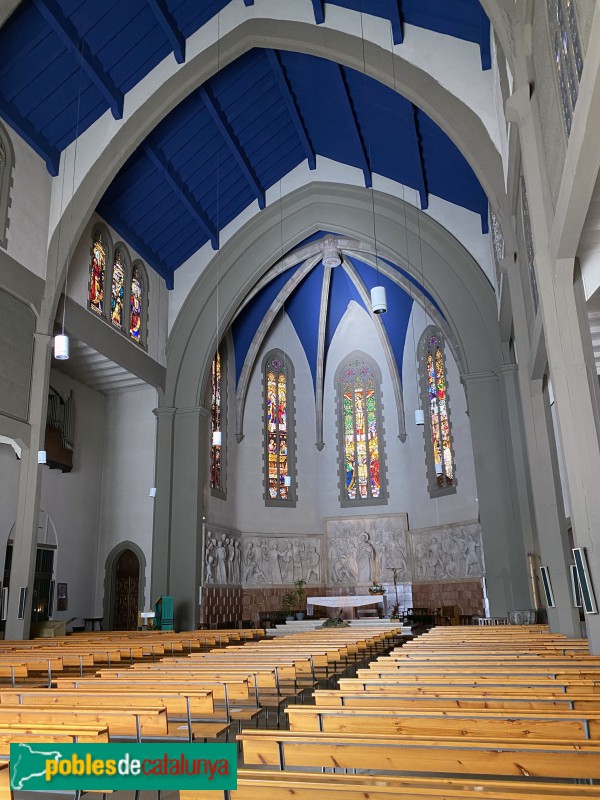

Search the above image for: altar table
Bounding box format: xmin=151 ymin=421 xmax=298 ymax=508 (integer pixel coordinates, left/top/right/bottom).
xmin=306 ymin=595 xmax=385 ymax=616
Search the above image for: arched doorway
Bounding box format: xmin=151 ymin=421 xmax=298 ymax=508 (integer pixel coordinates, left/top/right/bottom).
xmin=112 ymin=549 xmax=140 ymax=631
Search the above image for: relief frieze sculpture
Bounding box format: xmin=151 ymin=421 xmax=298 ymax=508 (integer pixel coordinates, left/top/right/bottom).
xmin=326 ymin=514 xmax=409 ymax=585
xmin=242 ymin=535 xmax=322 ymax=586
xmin=204 ymin=527 xmax=242 ymax=585
xmin=409 ymin=521 xmax=484 ymax=581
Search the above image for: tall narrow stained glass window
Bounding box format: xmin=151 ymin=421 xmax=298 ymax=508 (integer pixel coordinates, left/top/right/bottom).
xmin=89 ymin=232 xmax=107 ymax=315
xmin=419 ymin=328 xmax=456 ymax=495
xmin=264 ymin=352 xmax=295 ymax=505
xmin=111 ymin=248 xmax=126 ymax=329
xmin=337 ymin=355 xmax=387 ymax=506
xmin=130 ymin=265 xmax=143 ymax=343
xmin=210 ymin=348 xmax=223 ymax=493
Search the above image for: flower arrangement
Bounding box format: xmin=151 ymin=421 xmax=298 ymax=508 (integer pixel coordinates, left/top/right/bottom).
xmin=317 ymin=614 xmax=350 ymax=629
xmin=368 ymin=583 xmax=386 ymax=594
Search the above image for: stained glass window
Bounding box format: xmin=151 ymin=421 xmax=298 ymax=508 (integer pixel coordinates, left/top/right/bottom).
xmin=211 ymin=348 xmax=223 ymax=492
xmin=111 ymin=248 xmax=126 ymax=329
xmin=264 ymin=352 xmax=295 ymax=504
xmin=89 ymin=232 xmax=107 ymax=315
xmin=130 ymin=265 xmax=143 ymax=344
xmin=420 ymin=329 xmax=455 ymax=494
xmin=338 ymin=356 xmax=386 ymax=505
xmin=547 ymin=0 xmax=583 ymax=136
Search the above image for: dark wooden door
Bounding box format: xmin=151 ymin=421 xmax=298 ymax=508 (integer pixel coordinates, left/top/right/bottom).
xmin=113 ymin=549 xmax=140 ymax=630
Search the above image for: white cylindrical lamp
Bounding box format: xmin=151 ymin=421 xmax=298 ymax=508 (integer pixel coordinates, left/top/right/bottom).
xmin=414 ymin=409 xmax=425 ymax=426
xmin=370 ymin=285 xmax=387 ymax=314
xmin=54 ymin=334 xmax=69 ymax=360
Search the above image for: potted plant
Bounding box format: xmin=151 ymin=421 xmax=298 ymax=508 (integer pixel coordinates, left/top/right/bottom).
xmin=294 ymin=579 xmax=306 ymax=620
xmin=282 ymin=592 xmax=296 ymax=621
xmin=368 ymin=582 xmax=386 ymax=595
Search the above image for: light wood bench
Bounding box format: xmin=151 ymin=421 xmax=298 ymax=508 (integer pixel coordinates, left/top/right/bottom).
xmin=183 ymin=769 xmax=600 ymax=800
xmin=285 ymin=703 xmax=600 ymax=740
xmin=238 ymin=729 xmax=600 ymax=778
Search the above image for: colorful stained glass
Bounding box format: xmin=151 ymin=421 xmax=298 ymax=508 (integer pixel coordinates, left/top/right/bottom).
xmin=130 ymin=266 xmax=143 ymax=343
xmin=211 ymin=350 xmax=222 ymax=491
xmin=342 ymin=362 xmax=382 ymax=502
xmin=427 ymin=335 xmax=454 ymax=488
xmin=111 ymin=249 xmax=125 ymax=329
xmin=266 ymin=357 xmax=290 ymax=501
xmin=89 ymin=233 xmax=106 ymax=314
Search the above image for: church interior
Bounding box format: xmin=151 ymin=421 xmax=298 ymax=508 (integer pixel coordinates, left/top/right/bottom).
xmin=1 ymin=0 xmax=600 ymax=794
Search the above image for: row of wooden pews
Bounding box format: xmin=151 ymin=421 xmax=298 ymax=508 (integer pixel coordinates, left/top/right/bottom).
xmin=0 ymin=628 xmax=264 ymax=799
xmin=195 ymin=625 xmax=600 ymax=800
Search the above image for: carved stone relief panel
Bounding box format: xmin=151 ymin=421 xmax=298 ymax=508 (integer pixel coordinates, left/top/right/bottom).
xmin=325 ymin=514 xmax=409 ymax=586
xmin=409 ymin=521 xmax=484 ymax=581
xmin=203 ymin=526 xmax=242 ymax=586
xmin=242 ymin=534 xmax=322 ymax=586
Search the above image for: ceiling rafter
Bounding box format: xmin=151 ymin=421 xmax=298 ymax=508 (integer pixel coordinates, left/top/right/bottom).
xmin=478 ymin=5 xmax=492 ymax=70
xmin=198 ymin=86 xmax=266 ymax=209
xmin=0 ymin=92 xmax=60 ymax=175
xmin=409 ymin=105 xmax=429 ymax=210
xmin=311 ymin=0 xmax=325 ymax=24
xmin=390 ymin=0 xmax=403 ymax=44
xmin=266 ymin=51 xmax=316 ymax=171
xmin=147 ymin=0 xmax=186 ymax=64
xmin=333 ymin=65 xmax=371 ymax=188
xmin=100 ymin=209 xmax=174 ymax=289
xmin=32 ymin=0 xmax=124 ymax=120
xmin=143 ymin=141 xmax=219 ymax=250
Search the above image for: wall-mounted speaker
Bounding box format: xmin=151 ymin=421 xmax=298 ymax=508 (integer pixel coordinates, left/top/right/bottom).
xmin=570 ymin=564 xmax=582 ymax=608
xmin=539 ymin=565 xmax=555 ymax=608
xmin=572 ymin=547 xmax=598 ymax=614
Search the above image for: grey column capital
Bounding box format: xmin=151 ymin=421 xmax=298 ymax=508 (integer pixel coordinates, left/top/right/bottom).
xmin=176 ymin=405 xmax=210 ymax=420
xmin=505 ymin=83 xmax=533 ymax=124
xmin=495 ymin=364 xmax=519 ymax=378
xmin=461 ymin=370 xmax=498 ymax=386
xmin=153 ymin=406 xmax=176 ymax=419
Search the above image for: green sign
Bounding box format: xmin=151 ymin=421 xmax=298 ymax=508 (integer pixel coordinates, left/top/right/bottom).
xmin=10 ymin=743 xmax=237 ymax=791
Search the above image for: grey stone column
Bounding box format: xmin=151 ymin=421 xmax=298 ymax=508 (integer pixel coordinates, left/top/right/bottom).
xmin=538 ymin=257 xmax=600 ymax=650
xmin=5 ymin=333 xmax=52 ymax=639
xmin=533 ymin=379 xmax=581 ymax=636
xmin=462 ymin=371 xmax=531 ymax=616
xmin=152 ymin=405 xmax=210 ymax=631
xmin=150 ymin=406 xmax=176 ymax=602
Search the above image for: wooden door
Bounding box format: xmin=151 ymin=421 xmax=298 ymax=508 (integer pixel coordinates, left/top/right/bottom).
xmin=113 ymin=549 xmax=140 ymax=630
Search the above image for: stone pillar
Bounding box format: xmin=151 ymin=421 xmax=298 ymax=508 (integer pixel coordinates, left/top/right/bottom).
xmin=5 ymin=333 xmax=51 ymax=639
xmin=538 ymin=256 xmax=600 ymax=649
xmin=462 ymin=371 xmax=531 ymax=616
xmin=150 ymin=406 xmax=176 ymax=602
xmin=533 ymin=378 xmax=581 ymax=636
xmin=152 ymin=405 xmax=210 ymax=631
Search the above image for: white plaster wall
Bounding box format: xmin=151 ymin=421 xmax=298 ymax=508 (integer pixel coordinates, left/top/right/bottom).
xmin=234 ymin=313 xmax=320 ymax=535
xmin=95 ymin=385 xmax=158 ymax=615
xmin=66 ymin=212 xmax=168 ymax=366
xmin=0 ymin=369 xmax=107 ymax=627
xmin=401 ymin=306 xmax=479 ymax=530
xmin=1 ymin=120 xmax=52 ymax=279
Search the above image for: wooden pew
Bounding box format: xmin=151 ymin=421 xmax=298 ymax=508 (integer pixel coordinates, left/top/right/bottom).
xmin=238 ymin=729 xmax=600 ymax=778
xmin=285 ymin=704 xmax=600 ymax=740
xmin=183 ymin=769 xmax=600 ymax=800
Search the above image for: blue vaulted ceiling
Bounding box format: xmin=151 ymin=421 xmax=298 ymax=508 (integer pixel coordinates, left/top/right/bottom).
xmin=231 ymin=238 xmax=436 ymax=393
xmin=0 ymin=1 xmax=492 ymax=287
